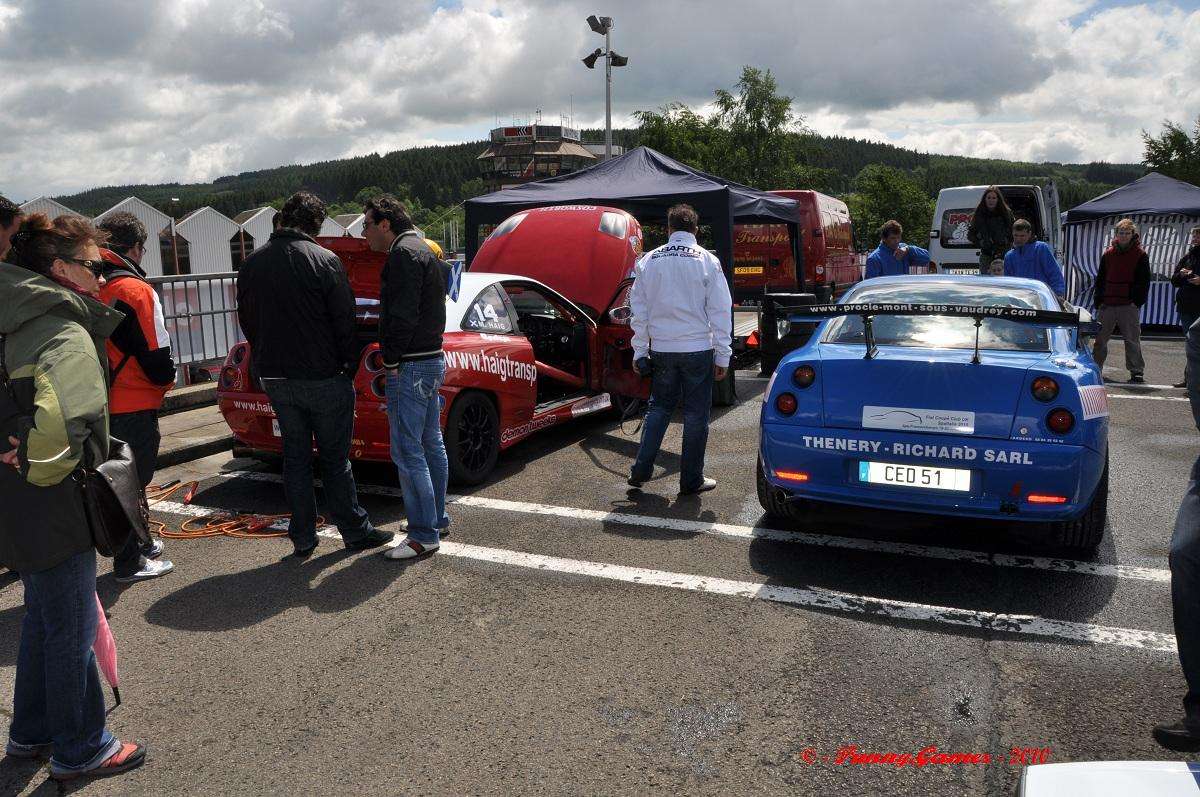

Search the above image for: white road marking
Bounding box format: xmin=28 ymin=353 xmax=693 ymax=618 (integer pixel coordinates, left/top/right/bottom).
xmin=1107 ymin=394 xmax=1190 ymax=402
xmin=148 ymin=496 xmax=1177 ymax=653
xmin=212 ymin=470 xmax=1170 ymax=583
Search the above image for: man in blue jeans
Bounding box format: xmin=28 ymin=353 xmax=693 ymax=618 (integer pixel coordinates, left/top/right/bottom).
xmin=628 ymin=204 xmax=732 ymax=495
xmin=363 ymin=195 xmax=450 ymax=560
xmin=1156 ymin=313 xmax=1200 ymax=750
xmin=237 ymin=192 xmax=391 ymax=559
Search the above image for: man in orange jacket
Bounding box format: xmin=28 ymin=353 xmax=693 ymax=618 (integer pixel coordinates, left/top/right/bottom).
xmin=98 ymin=212 xmax=175 ymax=583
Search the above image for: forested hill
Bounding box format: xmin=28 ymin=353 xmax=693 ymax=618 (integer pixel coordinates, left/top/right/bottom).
xmin=59 ymin=141 xmax=485 ymax=220
xmin=56 ymin=129 xmax=1143 ymax=221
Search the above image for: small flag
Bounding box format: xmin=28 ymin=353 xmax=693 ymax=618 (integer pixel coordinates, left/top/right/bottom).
xmin=447 ymin=260 xmax=464 ymax=302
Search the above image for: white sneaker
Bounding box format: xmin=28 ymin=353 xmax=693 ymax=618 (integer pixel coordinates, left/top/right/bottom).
xmin=382 ymin=537 xmax=440 ymax=560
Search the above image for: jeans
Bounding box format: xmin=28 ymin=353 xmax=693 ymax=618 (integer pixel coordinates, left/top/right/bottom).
xmin=1182 ymin=314 xmax=1198 ymax=383
xmin=10 ymin=548 xmax=120 ymax=772
xmin=385 ymin=358 xmax=449 ymax=546
xmin=110 ymin=410 xmax=161 ymax=577
xmin=1171 ymin=453 xmax=1200 ymax=726
xmin=1093 ymin=303 xmax=1145 ymax=376
xmin=630 ymin=349 xmax=715 ymax=492
xmin=260 ymin=376 xmax=373 ymax=549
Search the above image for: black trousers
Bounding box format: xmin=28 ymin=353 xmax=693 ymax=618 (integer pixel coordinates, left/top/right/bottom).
xmin=110 ymin=410 xmax=161 ymax=577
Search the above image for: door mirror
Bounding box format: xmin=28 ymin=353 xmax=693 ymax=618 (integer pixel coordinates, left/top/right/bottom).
xmin=609 ymin=305 xmax=632 ymax=322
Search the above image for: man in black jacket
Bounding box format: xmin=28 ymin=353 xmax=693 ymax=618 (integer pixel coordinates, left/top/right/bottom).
xmin=363 ymin=194 xmax=449 ymax=561
xmin=1172 ymin=226 xmax=1200 ymax=387
xmin=237 ymin=192 xmax=391 ymax=558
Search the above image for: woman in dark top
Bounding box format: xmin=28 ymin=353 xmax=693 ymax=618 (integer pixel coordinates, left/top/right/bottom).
xmin=967 ymin=186 xmax=1015 ymax=274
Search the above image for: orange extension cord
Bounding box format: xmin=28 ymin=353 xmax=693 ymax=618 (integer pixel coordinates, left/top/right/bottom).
xmin=144 ymin=480 xmax=320 ymax=541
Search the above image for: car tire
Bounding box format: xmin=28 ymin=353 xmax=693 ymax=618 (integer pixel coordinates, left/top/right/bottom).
xmin=445 ymin=391 xmax=500 ymax=486
xmin=756 ymin=458 xmax=807 ymax=522
xmin=1051 ymin=453 xmax=1108 ymax=553
xmin=713 ymin=367 xmax=737 ymax=407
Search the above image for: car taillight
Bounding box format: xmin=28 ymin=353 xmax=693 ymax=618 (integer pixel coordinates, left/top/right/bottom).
xmin=371 ymin=373 xmax=387 ymax=398
xmin=365 ymin=349 xmax=384 ymax=372
xmin=1031 ymin=376 xmax=1058 ymax=402
xmin=792 ymin=364 xmax=816 ymax=388
xmin=774 ymin=469 xmax=809 ymax=483
xmin=1046 ymin=408 xmax=1074 ymax=434
xmin=1027 ymin=494 xmax=1068 ymax=504
xmin=232 ymin=345 xmax=246 ymax=365
xmin=775 ymin=393 xmax=798 ymax=415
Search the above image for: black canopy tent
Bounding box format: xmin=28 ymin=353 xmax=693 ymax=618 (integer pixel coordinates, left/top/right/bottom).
xmin=464 ymin=146 xmax=804 ymax=290
xmin=1065 ymin=171 xmax=1200 ymax=222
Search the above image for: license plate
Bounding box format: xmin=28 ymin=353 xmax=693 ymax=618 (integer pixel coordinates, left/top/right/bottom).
xmin=859 ymin=461 xmax=971 ymax=491
xmin=270 ymin=418 xmax=280 ymax=437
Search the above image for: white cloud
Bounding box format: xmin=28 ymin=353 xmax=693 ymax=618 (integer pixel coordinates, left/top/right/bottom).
xmin=0 ymin=0 xmax=1196 ymax=202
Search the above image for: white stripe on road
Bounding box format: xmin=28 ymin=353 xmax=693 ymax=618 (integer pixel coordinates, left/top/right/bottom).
xmin=148 ymin=497 xmax=1177 ymax=653
xmin=212 ymin=470 xmax=1170 ymax=583
xmin=1108 ymin=393 xmax=1190 ymax=402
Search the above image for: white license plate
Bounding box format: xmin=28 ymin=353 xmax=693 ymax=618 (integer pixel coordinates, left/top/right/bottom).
xmin=859 ymin=461 xmax=971 ymax=491
xmin=270 ymin=418 xmax=280 ymax=437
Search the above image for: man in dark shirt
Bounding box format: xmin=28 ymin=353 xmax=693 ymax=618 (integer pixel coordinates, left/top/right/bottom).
xmin=236 ymin=191 xmax=391 ymax=558
xmin=1155 ymin=311 xmax=1200 ymax=752
xmin=362 ymin=194 xmax=449 ymax=560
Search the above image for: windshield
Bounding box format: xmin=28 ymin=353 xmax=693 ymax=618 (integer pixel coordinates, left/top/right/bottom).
xmin=823 ymin=282 xmax=1051 ymax=352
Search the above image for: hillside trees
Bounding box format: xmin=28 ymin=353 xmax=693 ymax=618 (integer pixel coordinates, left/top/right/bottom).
xmin=843 ymin=165 xmax=934 ymax=251
xmin=1143 ymin=117 xmax=1200 ymax=185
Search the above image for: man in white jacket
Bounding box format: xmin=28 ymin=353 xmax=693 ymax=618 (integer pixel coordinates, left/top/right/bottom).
xmin=628 ymin=204 xmax=732 ymax=495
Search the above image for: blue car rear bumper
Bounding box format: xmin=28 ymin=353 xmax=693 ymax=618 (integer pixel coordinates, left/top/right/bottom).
xmin=760 ymin=423 xmax=1105 ymax=522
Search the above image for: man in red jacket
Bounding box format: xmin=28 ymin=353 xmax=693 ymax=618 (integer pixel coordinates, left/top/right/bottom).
xmin=1093 ymin=218 xmax=1152 ymax=384
xmin=98 ymin=212 xmax=176 ymax=583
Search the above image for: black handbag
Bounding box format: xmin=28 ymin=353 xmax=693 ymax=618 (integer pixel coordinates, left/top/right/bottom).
xmin=78 ymin=437 xmax=152 ymax=557
xmin=1 ymin=333 xmax=151 ymax=557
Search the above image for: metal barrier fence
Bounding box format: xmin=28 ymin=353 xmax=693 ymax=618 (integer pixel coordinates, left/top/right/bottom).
xmin=148 ymin=272 xmax=243 ymax=371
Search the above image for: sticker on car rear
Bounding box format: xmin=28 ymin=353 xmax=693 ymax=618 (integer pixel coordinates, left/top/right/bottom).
xmin=862 ymin=406 xmax=975 ymax=435
xmin=1079 ymin=385 xmax=1109 ymax=420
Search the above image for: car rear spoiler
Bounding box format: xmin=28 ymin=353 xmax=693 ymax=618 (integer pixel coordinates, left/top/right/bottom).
xmin=786 ymin=303 xmax=1100 ymax=363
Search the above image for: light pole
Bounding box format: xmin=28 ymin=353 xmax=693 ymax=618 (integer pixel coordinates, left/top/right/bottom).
xmin=582 ymin=15 xmax=627 ymax=161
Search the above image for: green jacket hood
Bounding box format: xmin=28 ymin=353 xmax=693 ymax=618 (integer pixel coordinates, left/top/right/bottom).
xmin=0 ymin=263 xmax=123 ymax=338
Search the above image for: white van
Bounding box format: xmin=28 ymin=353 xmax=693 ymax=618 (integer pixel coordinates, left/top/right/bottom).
xmin=929 ymin=184 xmax=1061 ymax=274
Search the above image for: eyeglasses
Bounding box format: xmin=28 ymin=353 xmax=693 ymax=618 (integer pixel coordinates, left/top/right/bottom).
xmin=63 ymin=257 xmax=105 ymax=277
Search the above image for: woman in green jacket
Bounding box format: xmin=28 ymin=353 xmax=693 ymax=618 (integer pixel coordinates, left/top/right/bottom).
xmin=1 ymin=213 xmax=147 ymax=781
xmin=967 ymin=186 xmax=1015 ymax=273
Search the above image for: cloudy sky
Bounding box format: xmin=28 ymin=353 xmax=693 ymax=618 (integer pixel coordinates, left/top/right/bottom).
xmin=1 ymin=0 xmax=1198 ymax=201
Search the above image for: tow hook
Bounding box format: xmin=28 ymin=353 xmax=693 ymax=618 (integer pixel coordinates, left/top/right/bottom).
xmin=1000 ymin=500 xmax=1018 ymax=515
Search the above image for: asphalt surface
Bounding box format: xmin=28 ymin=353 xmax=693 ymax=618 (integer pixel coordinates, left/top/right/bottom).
xmin=1 ymin=337 xmax=1196 ymax=796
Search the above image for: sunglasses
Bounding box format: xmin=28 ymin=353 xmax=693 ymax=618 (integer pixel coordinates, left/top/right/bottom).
xmin=63 ymin=257 xmax=105 ymax=277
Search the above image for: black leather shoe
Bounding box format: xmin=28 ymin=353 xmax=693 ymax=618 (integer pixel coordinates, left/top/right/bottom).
xmin=291 ymin=542 xmax=318 ymax=560
xmin=680 ymin=477 xmax=717 ymax=496
xmin=345 ymin=529 xmax=394 ymax=551
xmin=1153 ymin=720 xmax=1200 ymax=752
xmin=627 ymin=476 xmax=644 ymax=489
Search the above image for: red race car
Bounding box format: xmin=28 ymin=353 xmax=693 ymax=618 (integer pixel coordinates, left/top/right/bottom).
xmin=217 ymin=205 xmax=648 ymax=484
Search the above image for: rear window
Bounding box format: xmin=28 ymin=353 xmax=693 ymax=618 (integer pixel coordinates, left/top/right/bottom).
xmin=938 ymin=208 xmax=975 ymax=248
xmin=823 ymin=281 xmax=1050 ymax=352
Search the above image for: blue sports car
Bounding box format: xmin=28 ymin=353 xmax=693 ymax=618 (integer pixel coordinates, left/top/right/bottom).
xmin=757 ymin=275 xmax=1110 ymax=551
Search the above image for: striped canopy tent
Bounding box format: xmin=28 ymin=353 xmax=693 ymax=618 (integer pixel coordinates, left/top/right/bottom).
xmin=1064 ymin=172 xmax=1200 ymax=325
